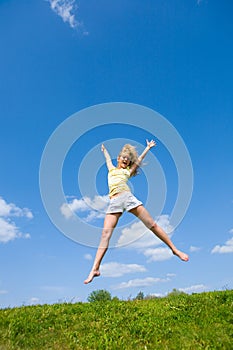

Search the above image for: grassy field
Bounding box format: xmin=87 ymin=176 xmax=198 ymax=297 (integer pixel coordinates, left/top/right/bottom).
xmin=0 ymin=290 xmax=232 ymax=349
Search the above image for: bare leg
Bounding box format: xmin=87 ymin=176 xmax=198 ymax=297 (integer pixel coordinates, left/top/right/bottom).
xmin=84 ymin=213 xmax=122 ymax=284
xmin=130 ymin=206 xmax=189 ymax=261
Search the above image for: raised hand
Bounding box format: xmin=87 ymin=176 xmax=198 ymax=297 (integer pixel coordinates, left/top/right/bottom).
xmin=146 ymin=139 xmax=156 ymax=149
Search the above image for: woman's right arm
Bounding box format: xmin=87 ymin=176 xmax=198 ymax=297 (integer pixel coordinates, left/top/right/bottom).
xmin=101 ymin=144 xmax=114 ymax=170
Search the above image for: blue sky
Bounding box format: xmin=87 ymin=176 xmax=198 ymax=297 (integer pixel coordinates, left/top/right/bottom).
xmin=0 ymin=0 xmax=232 ymax=307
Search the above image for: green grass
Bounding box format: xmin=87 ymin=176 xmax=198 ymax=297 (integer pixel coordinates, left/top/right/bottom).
xmin=0 ymin=290 xmax=232 ymax=349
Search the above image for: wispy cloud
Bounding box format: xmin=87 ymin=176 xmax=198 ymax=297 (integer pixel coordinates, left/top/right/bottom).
xmin=117 ymin=221 xmax=157 ymax=248
xmin=0 ymin=197 xmax=33 ymax=218
xmin=0 ymin=196 xmax=33 ymax=243
xmin=28 ymin=297 xmax=40 ymax=305
xmin=179 ymin=284 xmax=208 ymax=294
xmin=117 ymin=215 xmax=174 ymax=249
xmin=190 ymin=245 xmax=202 ymax=252
xmin=101 ymin=262 xmax=146 ymax=278
xmin=84 ymin=253 xmax=93 ymax=261
xmin=40 ymin=285 xmax=68 ymax=293
xmin=47 ymin=0 xmax=87 ymax=32
xmin=143 ymin=247 xmax=173 ymax=262
xmin=112 ymin=276 xmax=168 ymax=290
xmin=117 ymin=215 xmax=176 ymax=262
xmin=60 ymin=195 xmax=109 ymax=222
xmin=166 ymin=273 xmax=176 ymax=278
xmin=211 ymin=229 xmax=233 ymax=254
xmin=0 ymin=290 xmax=8 ymax=295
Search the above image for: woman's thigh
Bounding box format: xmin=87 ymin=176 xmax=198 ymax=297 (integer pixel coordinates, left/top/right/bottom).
xmin=103 ymin=213 xmax=122 ymax=230
xmin=129 ymin=205 xmax=154 ymax=228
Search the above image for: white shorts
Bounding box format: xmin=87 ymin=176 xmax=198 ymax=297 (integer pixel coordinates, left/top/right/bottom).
xmin=106 ymin=192 xmax=142 ymax=214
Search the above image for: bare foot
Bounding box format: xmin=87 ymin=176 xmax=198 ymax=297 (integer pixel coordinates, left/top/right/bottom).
xmin=173 ymin=249 xmax=189 ymax=261
xmin=84 ymin=270 xmax=100 ymax=284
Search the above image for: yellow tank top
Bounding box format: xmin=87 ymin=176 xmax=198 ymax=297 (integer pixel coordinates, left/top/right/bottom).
xmin=108 ymin=167 xmax=131 ymax=197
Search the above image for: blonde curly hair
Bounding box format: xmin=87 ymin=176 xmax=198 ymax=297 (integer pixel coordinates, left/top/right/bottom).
xmin=119 ymin=144 xmax=139 ymax=176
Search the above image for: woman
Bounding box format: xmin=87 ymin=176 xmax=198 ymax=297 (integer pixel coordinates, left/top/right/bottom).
xmin=84 ymin=140 xmax=189 ymax=284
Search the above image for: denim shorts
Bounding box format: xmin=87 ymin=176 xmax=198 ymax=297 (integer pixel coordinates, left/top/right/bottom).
xmin=106 ymin=192 xmax=142 ymax=214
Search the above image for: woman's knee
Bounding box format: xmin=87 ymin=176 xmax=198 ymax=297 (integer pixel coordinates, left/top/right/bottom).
xmin=101 ymin=228 xmax=113 ymax=241
xmin=148 ymin=221 xmax=158 ymax=231
xmin=136 ymin=207 xmax=155 ymax=227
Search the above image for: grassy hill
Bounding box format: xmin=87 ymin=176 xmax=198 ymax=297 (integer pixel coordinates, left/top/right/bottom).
xmin=0 ymin=290 xmax=232 ymax=349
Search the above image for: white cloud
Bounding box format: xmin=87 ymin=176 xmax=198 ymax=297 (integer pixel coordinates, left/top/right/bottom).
xmin=0 ymin=218 xmax=19 ymax=243
xmin=60 ymin=198 xmax=89 ymax=218
xmin=0 ymin=290 xmax=8 ymax=295
xmin=28 ymin=297 xmax=40 ymax=305
xmin=148 ymin=292 xmax=165 ymax=298
xmin=85 ymin=210 xmax=106 ymax=222
xmin=60 ymin=195 xmax=109 ymax=222
xmin=116 ymin=215 xmax=175 ymax=262
xmin=84 ymin=196 xmax=110 ymax=211
xmin=211 ymin=239 xmax=233 ymax=254
xmin=156 ymin=215 xmax=174 ymax=234
xmin=0 ymin=218 xmax=31 ymax=243
xmin=0 ymin=197 xmax=33 ymax=243
xmin=40 ymin=285 xmax=67 ymax=293
xmin=117 ymin=221 xmax=156 ymax=248
xmin=117 ymin=215 xmax=174 ymax=249
xmin=190 ymin=245 xmax=201 ymax=252
xmin=143 ymin=247 xmax=173 ymax=262
xmin=84 ymin=253 xmax=92 ymax=261
xmin=48 ymin=0 xmax=82 ymax=30
xmin=112 ymin=276 xmax=168 ymax=290
xmin=179 ymin=284 xmax=208 ymax=294
xmin=0 ymin=197 xmax=33 ymax=218
xmin=100 ymin=262 xmax=146 ymax=277
xmin=211 ymin=230 xmax=233 ymax=254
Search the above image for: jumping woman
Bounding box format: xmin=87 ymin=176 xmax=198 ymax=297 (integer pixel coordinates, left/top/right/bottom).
xmin=84 ymin=140 xmax=189 ymax=284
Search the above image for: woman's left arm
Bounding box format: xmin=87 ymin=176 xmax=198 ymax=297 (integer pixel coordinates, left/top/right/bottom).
xmin=129 ymin=139 xmax=156 ymax=176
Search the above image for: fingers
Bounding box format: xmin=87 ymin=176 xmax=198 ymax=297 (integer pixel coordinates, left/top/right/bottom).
xmin=146 ymin=139 xmax=156 ymax=148
xmin=150 ymin=140 xmax=156 ymax=147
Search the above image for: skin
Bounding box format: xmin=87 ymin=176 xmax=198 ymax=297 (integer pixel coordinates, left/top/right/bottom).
xmin=84 ymin=140 xmax=189 ymax=284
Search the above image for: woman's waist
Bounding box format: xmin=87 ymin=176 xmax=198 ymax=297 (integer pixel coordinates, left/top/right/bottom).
xmin=109 ymin=190 xmax=130 ymax=199
xmin=109 ymin=182 xmax=130 ymax=193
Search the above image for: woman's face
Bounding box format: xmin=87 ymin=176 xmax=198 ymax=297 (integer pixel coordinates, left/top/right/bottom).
xmin=117 ymin=153 xmax=131 ymax=168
